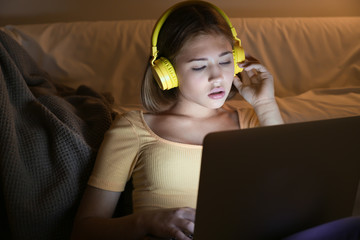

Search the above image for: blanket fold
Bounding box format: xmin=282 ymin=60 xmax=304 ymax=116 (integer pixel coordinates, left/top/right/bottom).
xmin=0 ymin=30 xmax=115 ymax=239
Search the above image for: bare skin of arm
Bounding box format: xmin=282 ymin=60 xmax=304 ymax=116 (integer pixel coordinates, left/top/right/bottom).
xmin=71 ymin=186 xmax=195 ymax=240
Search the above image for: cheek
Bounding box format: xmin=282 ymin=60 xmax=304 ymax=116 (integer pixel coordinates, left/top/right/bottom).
xmin=224 ymin=71 xmax=235 ymax=86
xmin=178 ymin=78 xmax=200 ymax=95
xmin=177 ymin=70 xmax=202 ymax=90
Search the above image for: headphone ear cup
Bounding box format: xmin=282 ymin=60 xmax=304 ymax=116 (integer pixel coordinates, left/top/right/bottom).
xmin=151 ymin=57 xmax=179 ymax=90
xmin=233 ymin=43 xmax=245 ymax=75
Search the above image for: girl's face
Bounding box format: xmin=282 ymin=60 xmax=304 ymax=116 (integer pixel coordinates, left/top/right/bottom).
xmin=174 ymin=33 xmax=235 ymax=111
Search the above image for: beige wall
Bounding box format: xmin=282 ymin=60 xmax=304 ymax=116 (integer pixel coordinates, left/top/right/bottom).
xmin=1 ymin=0 xmax=360 ymax=26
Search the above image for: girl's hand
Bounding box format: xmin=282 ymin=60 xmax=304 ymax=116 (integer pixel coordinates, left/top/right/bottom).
xmin=141 ymin=207 xmax=195 ymax=240
xmin=233 ymin=55 xmax=284 ymax=126
xmin=233 ymin=56 xmax=275 ymax=108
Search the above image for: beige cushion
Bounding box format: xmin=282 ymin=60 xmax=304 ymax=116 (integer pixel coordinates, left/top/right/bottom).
xmin=2 ymin=17 xmax=360 ymax=121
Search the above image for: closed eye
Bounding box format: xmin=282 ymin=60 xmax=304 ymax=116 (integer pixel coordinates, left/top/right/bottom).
xmin=220 ymin=61 xmax=231 ymax=65
xmin=192 ymin=66 xmax=206 ymax=71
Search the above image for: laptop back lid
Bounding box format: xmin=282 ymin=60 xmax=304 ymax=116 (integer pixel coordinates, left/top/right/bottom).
xmin=194 ymin=116 xmax=360 ymax=240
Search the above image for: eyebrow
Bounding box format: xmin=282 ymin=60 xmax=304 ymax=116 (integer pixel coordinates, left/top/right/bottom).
xmin=187 ymin=51 xmax=233 ymax=63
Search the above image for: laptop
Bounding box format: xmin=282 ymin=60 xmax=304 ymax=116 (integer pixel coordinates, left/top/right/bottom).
xmin=193 ymin=115 xmax=360 ymax=240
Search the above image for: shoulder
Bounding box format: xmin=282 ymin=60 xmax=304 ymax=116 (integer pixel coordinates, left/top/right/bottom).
xmin=111 ymin=110 xmax=145 ymax=129
xmin=117 ymin=110 xmax=143 ymax=122
xmin=102 ymin=110 xmax=145 ymax=141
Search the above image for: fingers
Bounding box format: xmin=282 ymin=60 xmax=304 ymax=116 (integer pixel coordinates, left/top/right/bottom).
xmin=235 ymin=68 xmax=263 ymax=88
xmin=236 ymin=60 xmax=271 ymax=86
xmin=239 ymin=62 xmax=268 ymax=74
xmin=147 ymin=207 xmax=195 ymax=240
xmin=180 ymin=207 xmax=196 ymax=222
xmin=238 ymin=52 xmax=264 ymax=72
xmin=170 ymin=223 xmax=194 ymax=240
xmin=170 ymin=208 xmax=195 ymax=239
xmin=233 ymin=75 xmax=242 ymax=90
xmin=247 ymin=69 xmax=262 ymax=84
xmin=238 ymin=53 xmax=266 ymax=73
xmin=239 ymin=54 xmax=260 ymax=68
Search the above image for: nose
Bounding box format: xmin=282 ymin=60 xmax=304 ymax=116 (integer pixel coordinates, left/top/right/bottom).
xmin=208 ymin=65 xmax=223 ymax=83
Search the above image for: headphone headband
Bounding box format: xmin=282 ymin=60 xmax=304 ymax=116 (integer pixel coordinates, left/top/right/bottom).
xmin=151 ymin=1 xmax=241 ymax=65
xmin=151 ymin=7 xmax=172 ymax=65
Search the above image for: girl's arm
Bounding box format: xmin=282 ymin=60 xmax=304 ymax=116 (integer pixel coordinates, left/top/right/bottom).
xmin=71 ymin=186 xmax=146 ymax=240
xmin=250 ymin=98 xmax=284 ymax=126
xmin=71 ymin=185 xmax=195 ymax=240
xmin=233 ymin=56 xmax=284 ymax=126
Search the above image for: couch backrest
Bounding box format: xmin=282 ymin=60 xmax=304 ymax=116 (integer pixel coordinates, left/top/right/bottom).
xmin=2 ymin=17 xmax=360 ymax=107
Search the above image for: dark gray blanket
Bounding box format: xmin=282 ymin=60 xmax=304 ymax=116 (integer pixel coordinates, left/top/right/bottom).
xmin=0 ymin=30 xmax=116 ymax=239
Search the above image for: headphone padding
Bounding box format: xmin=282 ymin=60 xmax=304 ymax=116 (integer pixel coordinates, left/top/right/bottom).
xmin=152 ymin=57 xmax=179 ymax=90
xmin=233 ymin=43 xmax=245 ymax=74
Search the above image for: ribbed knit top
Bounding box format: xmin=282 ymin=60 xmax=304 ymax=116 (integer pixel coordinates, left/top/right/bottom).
xmin=88 ymin=109 xmax=258 ymax=212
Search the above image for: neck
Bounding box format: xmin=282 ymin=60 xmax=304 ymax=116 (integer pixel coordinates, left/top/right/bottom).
xmin=165 ymin=102 xmax=224 ymax=119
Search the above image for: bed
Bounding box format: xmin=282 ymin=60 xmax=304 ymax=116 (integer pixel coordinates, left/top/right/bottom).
xmin=1 ymin=17 xmax=360 ymax=239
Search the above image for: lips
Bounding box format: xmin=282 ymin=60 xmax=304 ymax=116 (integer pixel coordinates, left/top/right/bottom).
xmin=208 ymin=87 xmax=226 ymax=99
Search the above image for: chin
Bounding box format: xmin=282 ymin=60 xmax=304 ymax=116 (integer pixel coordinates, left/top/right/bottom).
xmin=208 ymin=100 xmax=226 ymax=109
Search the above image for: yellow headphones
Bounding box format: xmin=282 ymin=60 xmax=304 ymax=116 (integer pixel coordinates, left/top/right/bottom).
xmin=150 ymin=1 xmax=245 ymax=90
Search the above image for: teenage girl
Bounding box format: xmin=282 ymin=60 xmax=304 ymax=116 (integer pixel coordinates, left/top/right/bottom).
xmin=71 ymin=1 xmax=360 ymax=240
